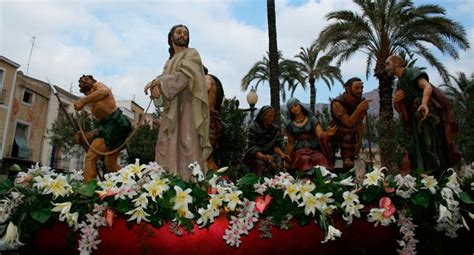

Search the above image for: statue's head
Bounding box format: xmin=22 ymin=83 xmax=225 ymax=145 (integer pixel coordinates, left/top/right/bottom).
xmin=385 ymin=55 xmax=405 ymax=77
xmin=167 ymin=24 xmax=189 ymax=58
xmin=286 ymin=98 xmax=310 ymax=120
xmin=343 ymin=77 xmax=363 ymax=100
xmin=256 ymin=106 xmax=276 ymax=128
xmin=78 ymin=75 xmax=96 ymax=94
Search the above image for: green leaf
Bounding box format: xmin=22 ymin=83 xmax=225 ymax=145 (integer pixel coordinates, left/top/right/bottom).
xmin=411 ymin=190 xmax=431 ymax=208
xmin=361 ymin=186 xmax=381 ymax=202
xmin=238 ymin=173 xmax=259 ymax=186
xmin=459 ymin=191 xmax=474 ymax=204
xmin=0 ymin=179 xmax=14 ymax=195
xmin=30 ymin=203 xmax=52 ymax=224
xmin=117 ymin=199 xmax=133 ymax=214
xmin=77 ymin=179 xmax=98 ymax=197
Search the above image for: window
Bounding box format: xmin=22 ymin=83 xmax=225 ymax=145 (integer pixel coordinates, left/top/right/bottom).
xmin=0 ymin=69 xmax=4 ymax=89
xmin=22 ymin=89 xmax=34 ymax=105
xmin=0 ymin=69 xmax=4 ymax=104
xmin=12 ymin=122 xmax=30 ymax=159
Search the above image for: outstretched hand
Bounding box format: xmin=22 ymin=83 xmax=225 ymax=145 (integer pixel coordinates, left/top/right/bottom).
xmin=417 ymin=104 xmax=429 ymax=121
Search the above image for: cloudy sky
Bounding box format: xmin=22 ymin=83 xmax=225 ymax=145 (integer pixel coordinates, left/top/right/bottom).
xmin=1 ymin=0 xmax=473 ymax=111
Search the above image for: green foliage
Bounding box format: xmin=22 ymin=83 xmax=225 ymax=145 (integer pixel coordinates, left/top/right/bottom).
xmin=411 ymin=190 xmax=431 ymax=208
xmin=442 ymin=72 xmax=474 ymax=163
xmin=315 ymin=106 xmax=331 ymax=130
xmin=48 ymin=111 xmax=97 ymax=155
xmin=214 ymin=98 xmax=248 ymax=179
xmin=126 ymin=123 xmax=158 ymax=164
xmin=77 ymin=180 xmax=98 ymax=197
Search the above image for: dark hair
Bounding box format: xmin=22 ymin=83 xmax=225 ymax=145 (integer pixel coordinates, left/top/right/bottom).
xmin=208 ymin=74 xmax=224 ymax=112
xmin=78 ymin=75 xmax=96 ymax=93
xmin=343 ymin=77 xmax=362 ymax=88
xmin=78 ymin=74 xmax=96 ymax=83
xmin=167 ymin=24 xmax=189 ymax=59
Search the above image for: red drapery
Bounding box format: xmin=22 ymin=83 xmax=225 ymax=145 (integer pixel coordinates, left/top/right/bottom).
xmin=30 ymin=215 xmax=404 ymax=254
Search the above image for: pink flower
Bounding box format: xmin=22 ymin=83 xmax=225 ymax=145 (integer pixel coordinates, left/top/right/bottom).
xmin=254 ymin=195 xmax=272 ymax=213
xmin=379 ymin=197 xmax=396 ymax=218
xmin=105 ymin=208 xmax=115 ymax=227
xmin=98 ymin=189 xmax=116 ymax=201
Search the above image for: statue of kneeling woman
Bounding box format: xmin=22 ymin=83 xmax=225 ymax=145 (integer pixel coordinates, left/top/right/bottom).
xmin=243 ymin=106 xmax=290 ymax=177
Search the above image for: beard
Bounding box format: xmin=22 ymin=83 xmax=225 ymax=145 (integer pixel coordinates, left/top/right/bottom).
xmin=385 ymin=68 xmax=395 ymax=78
xmin=173 ymin=37 xmax=188 ymax=47
xmin=79 ymin=83 xmax=92 ymax=94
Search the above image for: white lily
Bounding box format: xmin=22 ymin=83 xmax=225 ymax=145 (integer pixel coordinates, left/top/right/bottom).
xmin=216 ymin=166 xmax=229 ymax=173
xmin=367 ymin=208 xmax=395 ymax=226
xmin=1 ymin=221 xmax=24 ymax=247
xmin=51 ymin=201 xmax=72 ymax=214
xmin=143 ymin=178 xmax=170 ymax=201
xmin=209 ymin=194 xmax=224 ymax=209
xmin=48 ymin=175 xmax=73 ymax=199
xmin=341 ymin=190 xmax=360 ymax=209
xmin=363 ymin=168 xmax=385 ymax=186
xmin=284 ymin=183 xmax=301 ymax=203
xmin=437 ymin=204 xmax=452 ymax=222
xmin=176 ymin=205 xmax=194 ymax=219
xmin=224 ymin=190 xmax=243 ymax=211
xmin=315 ymin=165 xmax=337 ymax=179
xmin=446 ymin=168 xmax=462 ymax=195
xmin=133 ymin=193 xmax=149 ymax=209
xmin=339 ymin=176 xmax=355 ymax=186
xmin=189 ymin=162 xmax=205 ymax=182
xmin=127 ymin=159 xmax=144 ymax=177
xmin=196 ymin=205 xmax=219 ymax=228
xmin=299 ymin=192 xmax=318 ymax=216
xmin=125 ymin=207 xmax=150 ymax=224
xmin=315 ymin=192 xmax=334 ymax=206
xmin=299 ymin=181 xmax=316 ymax=195
xmin=421 ymin=175 xmax=438 ymax=194
xmin=173 ymin=186 xmax=193 ymax=210
xmin=321 ymin=225 xmax=342 ymax=243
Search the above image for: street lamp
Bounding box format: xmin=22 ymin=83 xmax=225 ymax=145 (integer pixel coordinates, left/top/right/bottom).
xmin=246 ymin=87 xmax=258 ymax=121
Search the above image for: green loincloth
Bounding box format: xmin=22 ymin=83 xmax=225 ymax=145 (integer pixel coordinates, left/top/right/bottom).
xmin=98 ymin=109 xmax=132 ymax=149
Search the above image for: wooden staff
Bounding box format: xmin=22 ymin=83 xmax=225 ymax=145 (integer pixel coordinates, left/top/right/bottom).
xmin=47 ymin=80 xmax=104 ymax=180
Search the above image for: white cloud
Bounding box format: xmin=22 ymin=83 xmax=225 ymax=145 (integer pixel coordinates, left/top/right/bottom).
xmin=1 ymin=0 xmax=472 ymax=111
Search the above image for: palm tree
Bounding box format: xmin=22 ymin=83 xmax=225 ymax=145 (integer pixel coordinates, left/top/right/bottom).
xmin=295 ymin=46 xmax=343 ymax=114
xmin=441 ymin=72 xmax=474 ymax=163
xmin=241 ymin=52 xmax=304 ymax=103
xmin=316 ymin=0 xmax=470 ymax=170
xmin=267 ymin=0 xmax=280 ymax=115
xmin=441 ymin=72 xmax=474 ymax=128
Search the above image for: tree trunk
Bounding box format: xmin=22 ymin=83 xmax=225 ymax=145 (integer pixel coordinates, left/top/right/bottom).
xmin=375 ymin=63 xmax=398 ymax=174
xmin=309 ymin=77 xmax=316 ymax=114
xmin=267 ymin=0 xmax=280 ymax=118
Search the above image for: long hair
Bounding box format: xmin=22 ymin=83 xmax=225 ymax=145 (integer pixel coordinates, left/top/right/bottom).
xmin=167 ymin=24 xmax=189 ymax=59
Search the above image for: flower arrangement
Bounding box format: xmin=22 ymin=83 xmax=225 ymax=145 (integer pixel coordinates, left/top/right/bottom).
xmin=0 ymin=160 xmax=473 ymax=255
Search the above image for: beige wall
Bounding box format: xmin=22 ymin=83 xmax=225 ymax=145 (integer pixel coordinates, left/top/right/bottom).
xmin=4 ymin=73 xmax=51 ymax=162
xmin=0 ymin=56 xmax=20 ymax=158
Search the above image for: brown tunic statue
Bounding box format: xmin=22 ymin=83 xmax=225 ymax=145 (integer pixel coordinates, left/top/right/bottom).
xmin=330 ymin=77 xmax=370 ymax=169
xmin=203 ymin=66 xmax=224 ymax=171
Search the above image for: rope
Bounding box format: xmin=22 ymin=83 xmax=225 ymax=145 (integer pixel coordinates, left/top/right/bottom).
xmin=77 ymin=98 xmax=153 ymax=156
